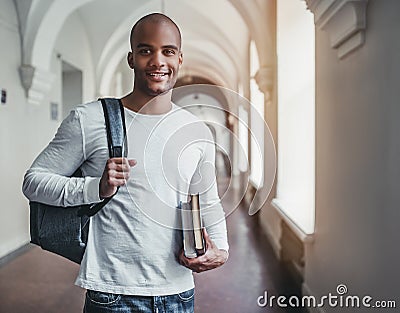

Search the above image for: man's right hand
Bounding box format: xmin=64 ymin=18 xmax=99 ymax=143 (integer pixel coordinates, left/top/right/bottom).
xmin=99 ymin=158 xmax=137 ymax=199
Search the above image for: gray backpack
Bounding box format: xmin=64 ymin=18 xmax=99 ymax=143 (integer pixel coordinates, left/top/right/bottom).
xmin=29 ymin=98 xmax=127 ymax=264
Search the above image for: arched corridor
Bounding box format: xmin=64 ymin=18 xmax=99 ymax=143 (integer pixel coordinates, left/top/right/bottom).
xmin=0 ymin=181 xmax=304 ymax=313
xmin=1 ymin=0 xmax=400 ymax=312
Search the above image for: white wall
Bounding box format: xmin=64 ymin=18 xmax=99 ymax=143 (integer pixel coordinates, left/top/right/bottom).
xmin=0 ymin=3 xmax=95 ymax=259
xmin=62 ymin=64 xmax=83 ymax=119
xmin=54 ymin=12 xmax=95 ymax=104
xmin=109 ymin=57 xmax=133 ymax=98
xmin=0 ymin=0 xmax=34 ymax=258
xmin=304 ymin=0 xmax=400 ymax=310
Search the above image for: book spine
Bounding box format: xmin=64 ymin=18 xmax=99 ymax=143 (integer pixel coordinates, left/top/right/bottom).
xmin=180 ymin=201 xmax=197 ymax=258
xmin=191 ymin=194 xmax=206 ymax=255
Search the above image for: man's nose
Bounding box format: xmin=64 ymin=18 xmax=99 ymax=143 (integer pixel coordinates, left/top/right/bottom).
xmin=149 ymin=51 xmax=166 ymax=67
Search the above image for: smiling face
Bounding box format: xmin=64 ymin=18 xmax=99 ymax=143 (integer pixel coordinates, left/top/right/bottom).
xmin=128 ymin=19 xmax=183 ymax=97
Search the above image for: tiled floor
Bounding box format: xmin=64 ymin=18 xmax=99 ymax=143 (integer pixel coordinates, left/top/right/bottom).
xmin=0 ymin=183 xmax=304 ymax=313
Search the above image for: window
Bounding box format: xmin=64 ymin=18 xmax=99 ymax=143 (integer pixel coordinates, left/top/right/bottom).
xmin=274 ymin=0 xmax=315 ymax=235
xmin=238 ymin=105 xmax=248 ymax=172
xmin=249 ymin=40 xmax=264 ymax=189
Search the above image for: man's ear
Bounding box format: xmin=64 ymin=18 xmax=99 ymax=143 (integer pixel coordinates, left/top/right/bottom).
xmin=178 ymin=51 xmax=183 ymax=66
xmin=127 ymin=52 xmax=134 ymax=69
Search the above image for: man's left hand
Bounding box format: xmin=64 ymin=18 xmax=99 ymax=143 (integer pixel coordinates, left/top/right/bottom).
xmin=179 ymin=228 xmax=228 ymax=273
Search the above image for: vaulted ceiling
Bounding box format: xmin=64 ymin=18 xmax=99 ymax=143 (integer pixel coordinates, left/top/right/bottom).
xmin=14 ymin=0 xmax=274 ymax=102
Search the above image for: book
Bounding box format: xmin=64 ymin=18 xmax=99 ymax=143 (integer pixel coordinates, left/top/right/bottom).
xmin=180 ymin=194 xmax=206 ymax=258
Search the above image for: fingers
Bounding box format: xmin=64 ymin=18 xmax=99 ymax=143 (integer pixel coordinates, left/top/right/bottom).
xmin=178 ymin=230 xmax=227 ymax=273
xmin=108 ymin=170 xmax=130 ymax=180
xmin=109 ymin=158 xmax=136 ymax=179
xmin=99 ymin=158 xmax=137 ymax=199
xmin=107 ymin=158 xmax=136 ymax=171
xmin=179 ymin=250 xmax=203 ymax=272
xmin=178 ymin=250 xmax=188 ymax=267
xmin=179 ymin=251 xmax=205 ymax=273
xmin=105 ymin=159 xmax=135 ymax=181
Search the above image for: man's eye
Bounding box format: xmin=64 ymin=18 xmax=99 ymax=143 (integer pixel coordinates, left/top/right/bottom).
xmin=139 ymin=49 xmax=151 ymax=55
xmin=164 ymin=49 xmax=176 ymax=55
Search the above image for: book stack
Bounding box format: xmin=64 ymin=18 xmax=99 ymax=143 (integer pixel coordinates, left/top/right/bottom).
xmin=180 ymin=194 xmax=206 ymax=258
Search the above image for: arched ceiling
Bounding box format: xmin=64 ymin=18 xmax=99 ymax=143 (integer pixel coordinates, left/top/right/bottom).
xmin=78 ymin=0 xmax=249 ymax=93
xmin=18 ymin=0 xmax=274 ymax=100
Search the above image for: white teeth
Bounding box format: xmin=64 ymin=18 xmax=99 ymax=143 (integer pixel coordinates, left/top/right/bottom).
xmin=149 ymin=73 xmax=167 ymax=77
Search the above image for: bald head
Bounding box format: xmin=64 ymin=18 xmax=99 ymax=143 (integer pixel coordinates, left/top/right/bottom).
xmin=130 ymin=13 xmax=182 ymax=50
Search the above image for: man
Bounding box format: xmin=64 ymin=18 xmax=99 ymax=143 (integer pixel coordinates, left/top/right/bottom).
xmin=22 ymin=13 xmax=228 ymax=313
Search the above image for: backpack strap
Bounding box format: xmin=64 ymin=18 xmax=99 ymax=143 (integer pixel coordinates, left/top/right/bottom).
xmin=101 ymin=98 xmax=128 ymax=158
xmin=77 ymin=98 xmax=127 ymax=217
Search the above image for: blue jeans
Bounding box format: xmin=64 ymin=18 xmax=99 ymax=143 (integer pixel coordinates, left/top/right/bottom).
xmin=83 ymin=289 xmax=195 ymax=313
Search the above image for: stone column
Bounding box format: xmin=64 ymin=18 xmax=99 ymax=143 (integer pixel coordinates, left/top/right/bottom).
xmin=251 ymin=66 xmax=277 ymax=214
xmin=254 ymin=66 xmax=274 ymax=108
xmin=19 ymin=64 xmax=54 ymax=105
xmin=304 ymin=0 xmax=369 ymax=59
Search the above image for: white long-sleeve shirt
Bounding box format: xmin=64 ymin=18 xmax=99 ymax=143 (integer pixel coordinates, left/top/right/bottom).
xmin=22 ymin=100 xmax=229 ymax=296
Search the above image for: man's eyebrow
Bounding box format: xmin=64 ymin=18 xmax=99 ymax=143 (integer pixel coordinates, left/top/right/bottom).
xmin=135 ymin=43 xmax=179 ymax=50
xmin=136 ymin=43 xmax=152 ymax=48
xmin=162 ymin=45 xmax=179 ymax=50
